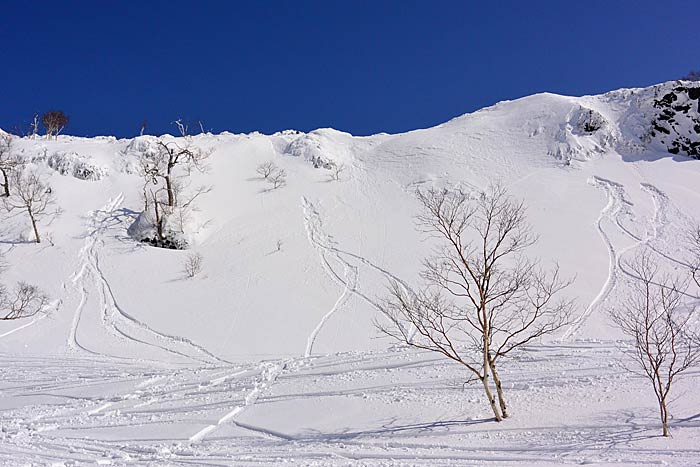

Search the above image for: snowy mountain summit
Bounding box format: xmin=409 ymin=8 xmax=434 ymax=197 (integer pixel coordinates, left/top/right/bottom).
xmin=1 ymin=81 xmax=699 ymax=466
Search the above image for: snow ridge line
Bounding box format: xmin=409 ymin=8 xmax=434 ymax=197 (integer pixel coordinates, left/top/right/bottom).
xmin=561 ymin=176 xmax=641 ymax=341
xmin=301 ymin=196 xmax=359 ymax=357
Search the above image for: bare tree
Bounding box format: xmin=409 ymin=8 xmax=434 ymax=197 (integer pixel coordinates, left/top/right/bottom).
xmin=0 ymin=252 xmax=48 ymax=320
xmin=140 ymin=138 xmax=209 ymax=208
xmin=139 ymin=155 xmax=210 ymax=248
xmin=378 ymin=185 xmax=574 ymax=421
xmin=183 ymin=252 xmax=203 ymax=278
xmin=29 ymin=113 xmax=40 ymax=139
xmin=610 ymin=250 xmax=700 ymax=437
xmin=41 ymin=111 xmax=69 ymax=139
xmin=0 ymin=134 xmax=20 ymax=197
xmin=329 ymin=163 xmax=346 ymax=182
xmin=267 ymin=168 xmax=287 ymax=190
xmin=690 ymin=224 xmax=700 ymax=289
xmin=140 ymin=120 xmax=147 ymax=136
xmin=143 ymin=184 xmax=170 ymax=242
xmin=174 ymin=119 xmax=188 ymax=137
xmin=256 ymin=161 xmax=277 ymax=179
xmin=0 ymin=282 xmax=49 ymax=320
xmin=2 ymin=170 xmax=56 ymax=243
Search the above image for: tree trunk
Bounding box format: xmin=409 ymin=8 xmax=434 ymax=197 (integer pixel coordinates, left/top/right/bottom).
xmin=480 ymin=374 xmax=502 ymax=421
xmin=482 ymin=332 xmax=502 ymax=421
xmin=165 ymin=175 xmax=175 ymax=207
xmin=489 ymin=358 xmax=509 ymax=418
xmin=660 ymin=398 xmax=669 ymax=437
xmin=29 ymin=209 xmax=40 ymax=243
xmin=0 ymin=168 xmax=8 ymax=197
xmin=154 ymin=200 xmax=164 ymax=240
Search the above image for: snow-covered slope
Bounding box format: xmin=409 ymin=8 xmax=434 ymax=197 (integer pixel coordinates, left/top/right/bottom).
xmin=1 ymin=80 xmax=700 ymax=465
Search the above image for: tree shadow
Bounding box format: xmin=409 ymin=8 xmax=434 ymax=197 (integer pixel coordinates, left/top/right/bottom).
xmin=290 ymin=416 xmax=494 ymax=443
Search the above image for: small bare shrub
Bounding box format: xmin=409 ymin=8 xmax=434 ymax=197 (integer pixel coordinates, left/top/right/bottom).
xmin=256 ymin=161 xmax=277 ymax=179
xmin=183 ymin=252 xmax=203 ymax=278
xmin=0 ymin=255 xmax=49 ymax=320
xmin=267 ymin=168 xmax=287 ymax=189
xmin=329 ymin=163 xmax=346 ymax=182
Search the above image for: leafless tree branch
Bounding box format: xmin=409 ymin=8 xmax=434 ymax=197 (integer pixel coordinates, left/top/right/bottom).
xmin=378 ymin=184 xmax=574 ymax=422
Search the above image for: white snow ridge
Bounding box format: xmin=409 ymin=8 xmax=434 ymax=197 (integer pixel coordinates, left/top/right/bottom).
xmin=1 ymin=80 xmax=700 ymax=466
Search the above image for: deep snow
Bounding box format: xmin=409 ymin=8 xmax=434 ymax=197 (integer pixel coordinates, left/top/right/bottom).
xmin=1 ymin=80 xmax=700 ymax=466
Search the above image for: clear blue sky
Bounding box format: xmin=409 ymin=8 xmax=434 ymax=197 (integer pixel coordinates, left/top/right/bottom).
xmin=1 ymin=0 xmax=698 ymax=137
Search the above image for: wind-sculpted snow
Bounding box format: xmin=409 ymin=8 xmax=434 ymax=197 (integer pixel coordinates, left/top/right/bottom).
xmin=1 ymin=81 xmax=700 ymax=465
xmin=46 ymin=151 xmax=109 ymax=180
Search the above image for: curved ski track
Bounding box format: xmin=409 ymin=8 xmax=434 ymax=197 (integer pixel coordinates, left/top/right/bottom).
xmin=562 ymin=177 xmax=644 ymax=341
xmin=563 ymin=176 xmax=700 ymax=341
xmin=67 ymin=194 xmax=228 ymax=365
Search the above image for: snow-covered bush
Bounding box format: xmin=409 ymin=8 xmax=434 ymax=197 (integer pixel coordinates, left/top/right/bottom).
xmin=285 ymin=134 xmax=335 ymax=168
xmin=119 ymin=136 xmax=160 ymax=174
xmin=128 ymin=135 xmax=210 ymax=250
xmin=47 ymin=151 xmax=109 ymax=181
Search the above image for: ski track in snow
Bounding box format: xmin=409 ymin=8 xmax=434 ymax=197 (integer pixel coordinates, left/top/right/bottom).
xmin=2 ymin=345 xmax=700 ymax=466
xmin=67 ymin=194 xmax=228 ymax=365
xmin=0 ymin=298 xmax=60 ymax=339
xmin=4 ymin=83 xmax=700 ymax=466
xmin=563 ymin=176 xmax=700 ymax=341
xmin=185 ymin=196 xmax=366 ymax=443
xmin=301 ymin=196 xmax=359 ymax=357
xmin=301 ymin=196 xmax=420 ymax=346
xmin=188 ymin=358 xmax=303 ymax=443
xmin=562 ymin=177 xmax=643 ymax=341
xmin=0 ymin=299 xmax=60 ymax=341
xmin=639 ymin=182 xmax=694 ymax=269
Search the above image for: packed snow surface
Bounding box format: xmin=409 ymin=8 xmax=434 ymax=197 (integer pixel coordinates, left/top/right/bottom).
xmin=1 ymin=81 xmax=700 ymax=465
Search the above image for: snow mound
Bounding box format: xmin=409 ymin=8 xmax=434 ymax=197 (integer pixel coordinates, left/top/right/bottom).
xmin=119 ymin=135 xmax=161 ymax=174
xmin=46 ymin=151 xmax=109 ymax=181
xmin=547 ymin=105 xmax=615 ymax=163
xmin=282 ymin=129 xmax=354 ymax=169
xmin=126 ymin=208 xmax=191 ymax=249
